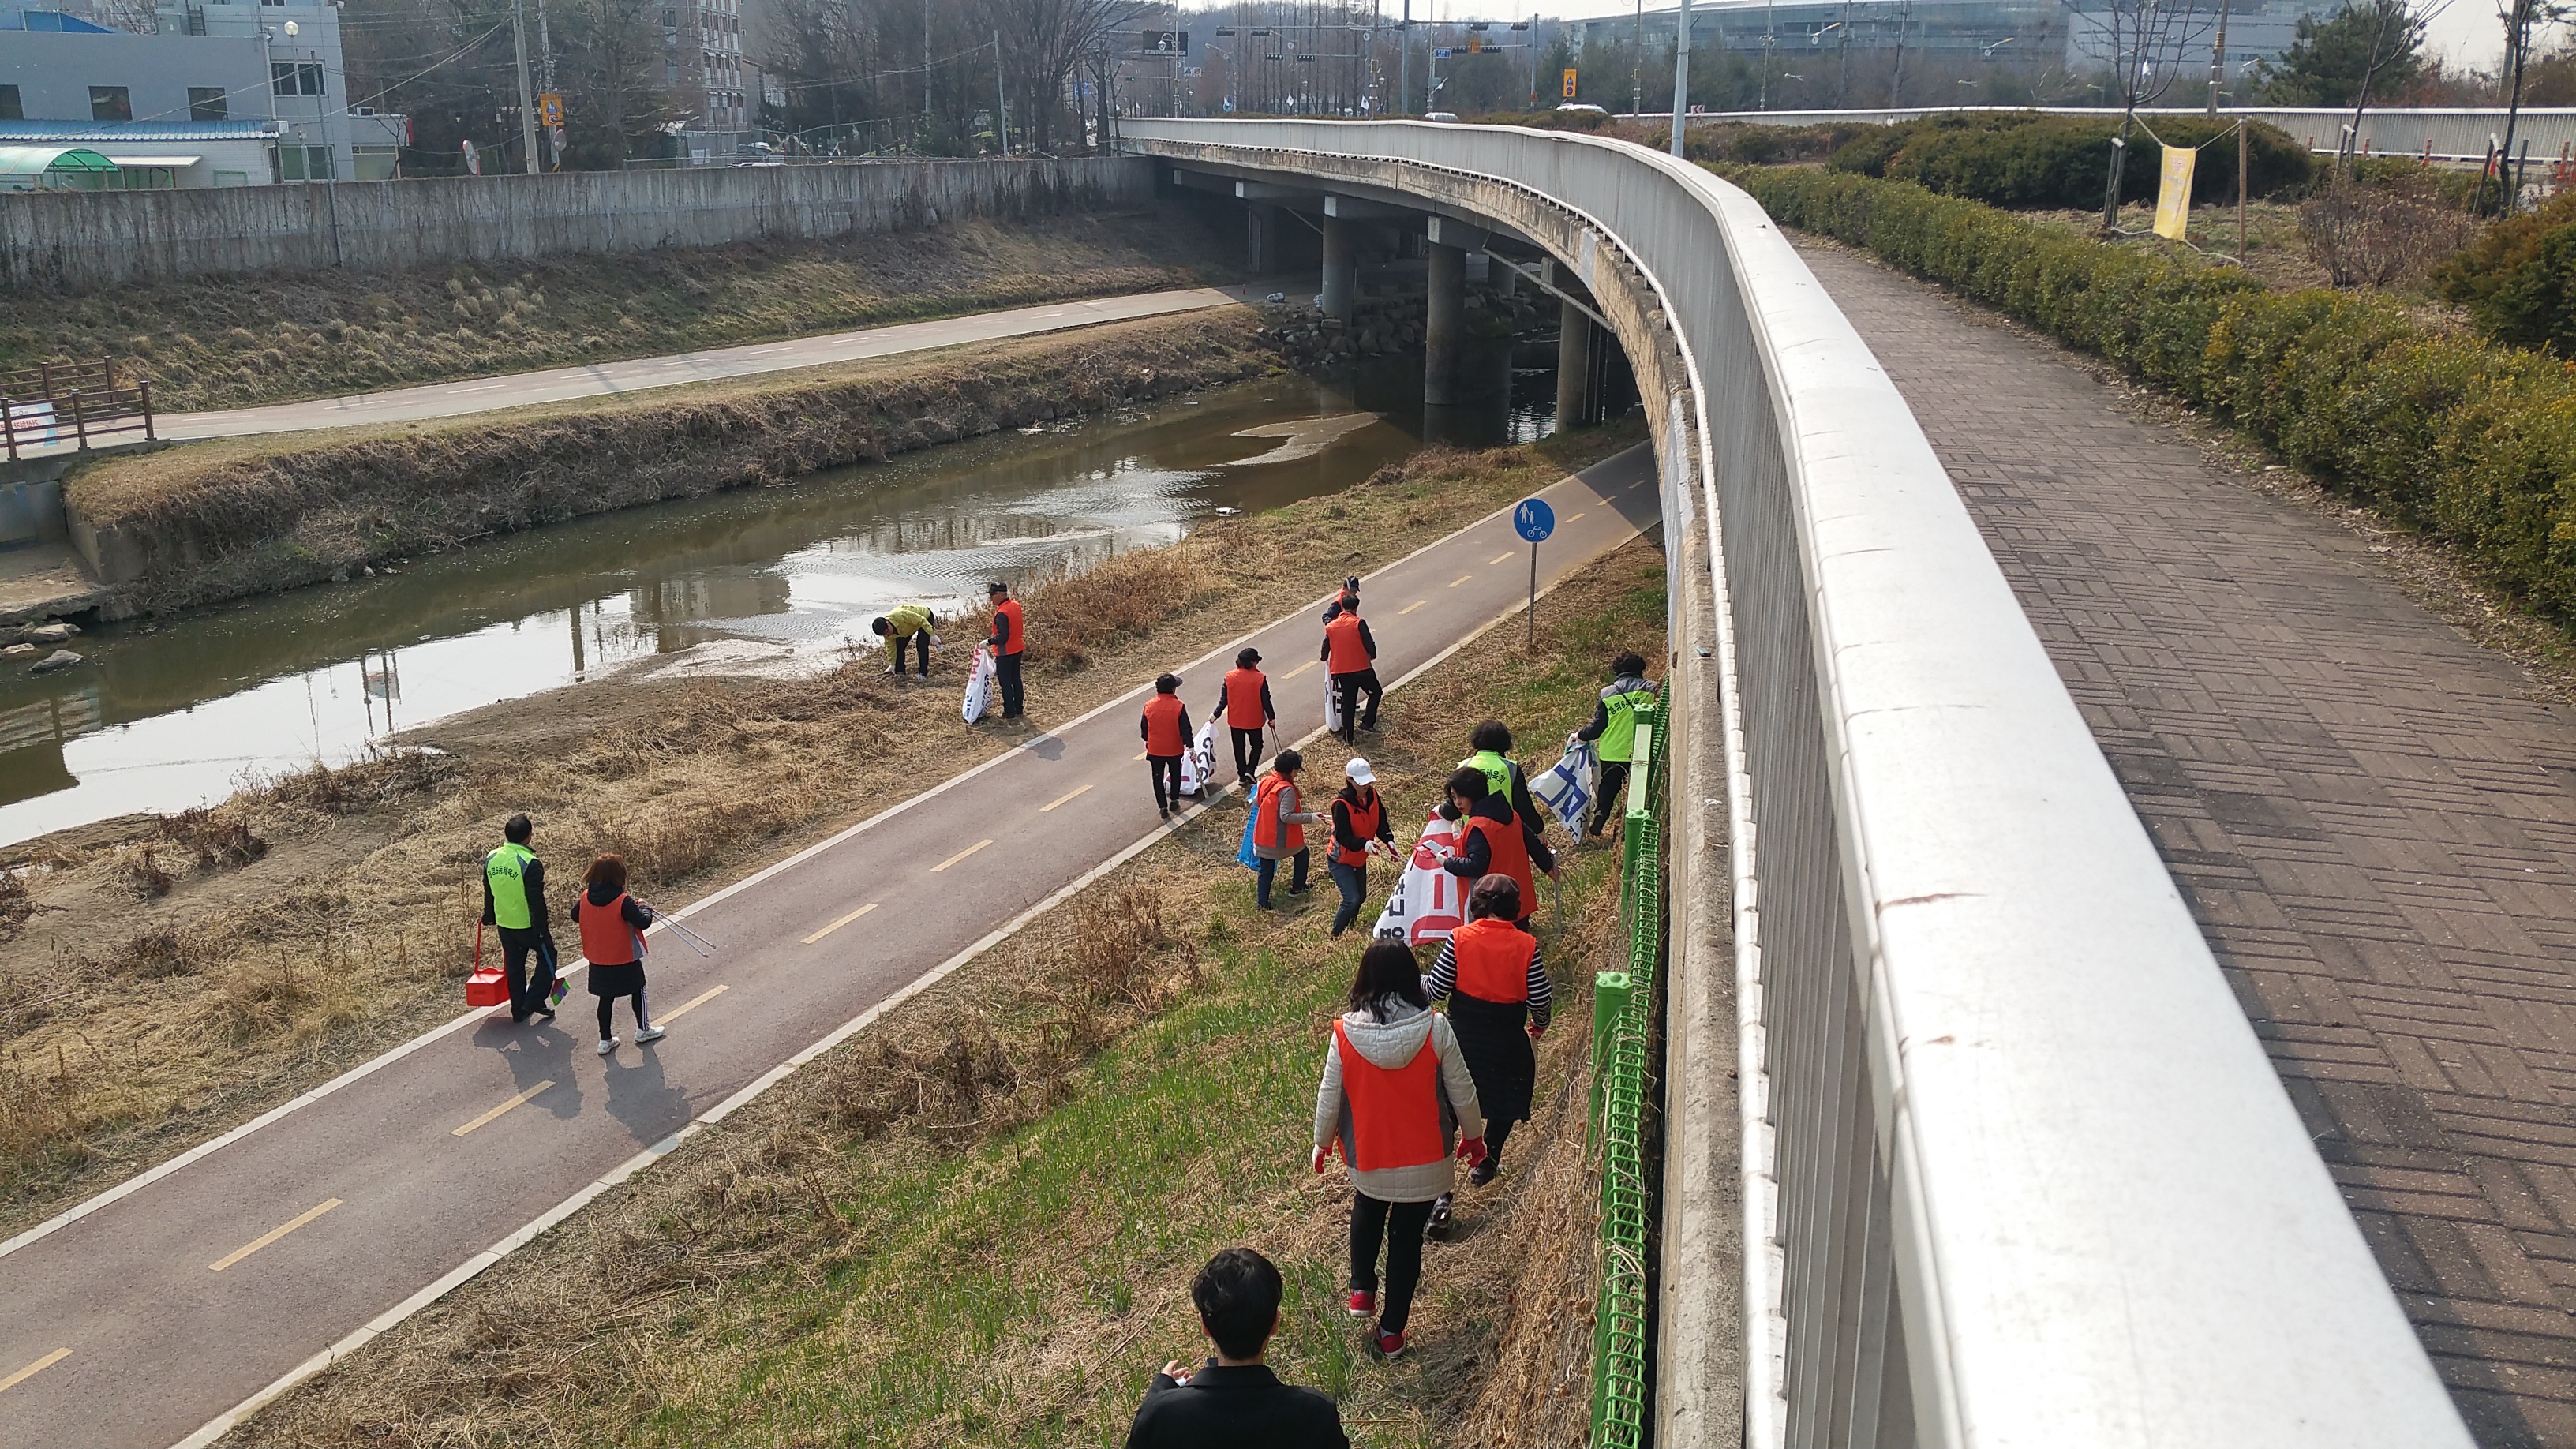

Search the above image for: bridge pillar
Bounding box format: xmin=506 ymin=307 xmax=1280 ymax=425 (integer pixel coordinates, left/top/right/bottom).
xmin=1556 ymin=298 xmax=1595 ymax=429
xmin=1320 ymin=216 xmax=1356 ymax=322
xmin=1245 ymin=204 xmax=1279 ymax=275
xmin=1425 ymin=240 xmax=1465 ymax=407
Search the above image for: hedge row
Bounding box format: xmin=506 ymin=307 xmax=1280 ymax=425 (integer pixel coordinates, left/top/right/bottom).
xmin=1825 ymin=110 xmax=2313 ymax=210
xmin=1727 ymin=165 xmax=2576 ymax=617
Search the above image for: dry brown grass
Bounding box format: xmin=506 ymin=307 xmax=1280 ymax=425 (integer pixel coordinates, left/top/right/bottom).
xmin=0 ymin=419 xmax=1643 ymax=1237
xmin=226 ymin=532 xmax=1668 ymax=1449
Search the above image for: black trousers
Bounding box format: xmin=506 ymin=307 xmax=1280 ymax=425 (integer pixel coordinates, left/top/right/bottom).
xmin=890 ymin=632 xmax=930 ymax=675
xmin=1230 ymin=725 xmax=1266 ymax=784
xmin=1350 ymin=1193 xmax=1438 ymax=1334
xmin=994 ymin=652 xmax=1024 ymax=717
xmin=596 ymin=987 xmax=649 ymax=1038
xmin=1589 ymin=760 xmax=1632 ymax=835
xmin=1485 ymin=1115 xmax=1518 ymax=1163
xmin=498 ymin=926 xmax=558 ymax=1021
xmin=1332 ymin=669 xmax=1382 ymax=741
xmin=1148 ymin=753 xmax=1183 ymax=812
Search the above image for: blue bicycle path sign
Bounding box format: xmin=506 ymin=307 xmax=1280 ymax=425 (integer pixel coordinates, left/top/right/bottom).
xmin=1514 ymin=498 xmax=1556 ymax=544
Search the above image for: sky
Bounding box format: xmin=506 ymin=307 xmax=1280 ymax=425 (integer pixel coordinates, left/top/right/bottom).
xmin=1462 ymin=0 xmax=2525 ymax=74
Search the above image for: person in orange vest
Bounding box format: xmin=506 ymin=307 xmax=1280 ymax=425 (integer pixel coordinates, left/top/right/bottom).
xmin=1140 ymin=672 xmax=1196 ymax=822
xmin=1428 ymin=874 xmax=1550 ymax=1196
xmin=1213 ymin=647 xmax=1276 ymax=797
xmin=573 ymin=853 xmax=661 ymax=1056
xmin=1249 ymin=748 xmax=1320 ymax=908
xmin=1438 ymin=766 xmax=1556 ymax=931
xmin=1311 ymin=939 xmax=1485 ymax=1359
xmin=1320 ymin=597 xmax=1381 ymax=746
xmin=983 ymin=581 xmax=1026 ymax=720
xmin=1320 ymin=574 xmax=1361 ymax=623
xmin=1327 ymin=757 xmax=1395 ymax=937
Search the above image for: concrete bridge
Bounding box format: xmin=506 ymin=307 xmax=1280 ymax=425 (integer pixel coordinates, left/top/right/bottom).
xmin=1124 ymin=118 xmax=2485 ymax=1447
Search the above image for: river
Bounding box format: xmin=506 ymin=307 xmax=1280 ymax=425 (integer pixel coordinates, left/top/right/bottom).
xmin=0 ymin=343 xmax=1559 ymax=848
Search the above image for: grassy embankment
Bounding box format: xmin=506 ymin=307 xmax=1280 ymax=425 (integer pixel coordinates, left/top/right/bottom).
xmin=2 ymin=207 xmax=1237 ymax=413
xmin=0 ymin=418 xmax=1646 ymax=1240
xmin=67 ymin=311 xmax=1272 ymax=616
xmin=227 ymin=530 xmax=1669 ymax=1449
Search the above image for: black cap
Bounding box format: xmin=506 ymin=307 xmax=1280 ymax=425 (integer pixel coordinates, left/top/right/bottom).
xmin=1343 ymin=575 xmax=1361 ymax=592
xmin=1237 ymin=646 xmax=1262 ymax=666
xmin=986 ymin=581 xmax=1009 ymax=595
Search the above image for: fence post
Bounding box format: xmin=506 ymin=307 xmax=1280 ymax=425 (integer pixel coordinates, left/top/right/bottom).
xmin=2 ymin=394 xmax=15 ymax=462
xmin=1592 ymin=969 xmax=1632 ymax=1129
xmin=140 ymin=377 xmax=155 ymax=441
xmin=69 ymin=390 xmax=88 ymax=451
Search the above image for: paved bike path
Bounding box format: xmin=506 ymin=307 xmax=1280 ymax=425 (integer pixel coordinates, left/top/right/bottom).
xmin=0 ymin=444 xmax=1659 ymax=1449
xmin=147 ymin=285 xmax=1264 ymax=443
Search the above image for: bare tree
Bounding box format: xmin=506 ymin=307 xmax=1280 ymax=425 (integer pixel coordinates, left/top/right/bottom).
xmin=2494 ymin=0 xmax=2571 ymax=209
xmin=2068 ymin=0 xmax=2218 ymax=228
xmin=983 ymin=0 xmax=1155 ymax=149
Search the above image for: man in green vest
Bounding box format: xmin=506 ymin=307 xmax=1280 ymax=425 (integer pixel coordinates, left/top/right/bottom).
xmin=480 ymin=813 xmax=558 ymax=1024
xmin=1576 ymin=652 xmax=1660 ymax=842
xmin=1460 ymin=720 xmax=1547 ymax=840
xmin=871 ymin=605 xmax=938 ymax=677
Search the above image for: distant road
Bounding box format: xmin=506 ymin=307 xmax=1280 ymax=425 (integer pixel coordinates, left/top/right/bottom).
xmin=157 ymin=285 xmax=1267 ymax=443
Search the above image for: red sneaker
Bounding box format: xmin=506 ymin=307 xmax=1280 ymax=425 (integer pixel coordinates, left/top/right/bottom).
xmin=1373 ymin=1327 xmax=1406 ymax=1357
xmin=1347 ymin=1290 xmax=1375 ymax=1317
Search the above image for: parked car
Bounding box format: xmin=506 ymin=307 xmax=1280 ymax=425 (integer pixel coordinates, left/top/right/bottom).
xmin=1556 ymin=103 xmax=1608 ymax=115
xmin=1425 ymin=110 xmax=1461 ymax=122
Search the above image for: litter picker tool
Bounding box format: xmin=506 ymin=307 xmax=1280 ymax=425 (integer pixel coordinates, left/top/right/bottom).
xmin=638 ymin=904 xmax=715 ymax=957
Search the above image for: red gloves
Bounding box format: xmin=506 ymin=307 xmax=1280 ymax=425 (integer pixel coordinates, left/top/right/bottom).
xmin=1456 ymin=1136 xmax=1488 ymax=1168
xmin=1312 ymin=1144 xmax=1331 ymax=1174
xmin=1527 ymin=1023 xmax=1547 ymax=1042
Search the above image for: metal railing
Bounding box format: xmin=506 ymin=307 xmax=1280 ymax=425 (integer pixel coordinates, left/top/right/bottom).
xmin=1662 ymin=104 xmax=2576 ymax=165
xmin=1125 ymin=117 xmax=2477 ymax=1448
xmin=1592 ymin=701 xmax=1666 ymax=1448
xmin=1 ymin=358 xmax=155 ymax=461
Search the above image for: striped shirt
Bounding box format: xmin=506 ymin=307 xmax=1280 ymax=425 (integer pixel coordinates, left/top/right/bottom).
xmin=1428 ymin=934 xmax=1551 ymax=1030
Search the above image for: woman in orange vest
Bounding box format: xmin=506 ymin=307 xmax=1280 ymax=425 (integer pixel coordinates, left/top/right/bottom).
xmin=1429 ymin=874 xmax=1551 ymax=1196
xmin=1139 ymin=672 xmax=1196 ymax=822
xmin=1438 ymin=767 xmax=1556 ymax=931
xmin=1249 ymin=748 xmax=1320 ymax=909
xmin=1319 ymin=599 xmax=1381 ymax=746
xmin=1312 ymin=939 xmax=1485 ymax=1359
xmin=574 ymin=853 xmax=661 ymax=1056
xmin=1213 ymin=647 xmax=1275 ymax=796
xmin=1327 ymin=756 xmax=1395 ymax=937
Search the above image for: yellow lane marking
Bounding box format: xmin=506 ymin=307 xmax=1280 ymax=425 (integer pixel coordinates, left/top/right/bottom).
xmin=452 ymin=1080 xmax=556 ymax=1137
xmin=1567 ymin=511 xmax=1586 ymax=522
xmin=210 ymin=1198 xmax=342 ymax=1271
xmin=932 ymin=839 xmax=994 ymax=872
xmin=1447 ymin=574 xmax=1473 ymax=588
xmin=0 ymin=1349 xmax=69 ymax=1395
xmin=1041 ymin=784 xmax=1092 ymax=812
xmin=1399 ymin=600 xmax=1428 ymax=615
xmin=1282 ymin=661 xmax=1319 ymax=680
xmin=657 ymin=983 xmax=729 ymax=1024
xmin=801 ymin=903 xmax=877 ymax=944
xmin=1133 ymin=750 xmax=1149 ymax=761
xmin=1490 ymin=551 xmax=1515 ymax=564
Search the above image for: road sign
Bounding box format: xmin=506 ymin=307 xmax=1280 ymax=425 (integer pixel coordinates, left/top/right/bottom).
xmin=1514 ymin=498 xmax=1556 ymax=542
xmin=537 ymin=92 xmax=564 ymax=128
xmin=1433 ymin=46 xmax=1451 ymax=58
xmin=1140 ymin=28 xmax=1188 ymax=53
xmin=1563 ymin=67 xmax=1579 ymax=99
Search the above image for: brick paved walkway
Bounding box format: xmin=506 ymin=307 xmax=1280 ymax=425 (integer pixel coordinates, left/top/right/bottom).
xmin=1799 ymin=239 xmax=2576 ymax=1448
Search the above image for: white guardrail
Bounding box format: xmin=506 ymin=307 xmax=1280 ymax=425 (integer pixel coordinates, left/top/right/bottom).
xmin=1660 ymin=104 xmax=2576 ymax=164
xmin=1123 ymin=118 xmax=2475 ymax=1449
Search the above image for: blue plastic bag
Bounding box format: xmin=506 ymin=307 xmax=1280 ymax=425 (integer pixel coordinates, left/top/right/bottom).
xmin=1237 ymin=806 xmax=1261 ymax=871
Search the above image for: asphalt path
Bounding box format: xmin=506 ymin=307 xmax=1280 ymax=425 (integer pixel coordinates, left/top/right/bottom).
xmin=147 ymin=286 xmax=1265 ymax=443
xmin=0 ymin=443 xmax=1658 ymax=1449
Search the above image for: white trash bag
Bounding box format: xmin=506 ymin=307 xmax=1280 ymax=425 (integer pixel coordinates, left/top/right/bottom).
xmin=1530 ymin=734 xmax=1599 ymax=831
xmin=1371 ymin=807 xmax=1469 ymax=946
xmin=962 ymin=648 xmax=997 ymax=724
xmin=1185 ymin=719 xmax=1218 ymax=798
xmin=1324 ymin=675 xmax=1344 ymax=736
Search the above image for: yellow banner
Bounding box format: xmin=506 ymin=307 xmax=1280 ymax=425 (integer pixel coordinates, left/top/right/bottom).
xmin=2153 ymin=145 xmax=2196 ymax=241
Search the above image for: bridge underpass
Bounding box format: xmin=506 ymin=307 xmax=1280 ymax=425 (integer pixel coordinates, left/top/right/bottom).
xmin=1122 ymin=118 xmax=2489 ymax=1447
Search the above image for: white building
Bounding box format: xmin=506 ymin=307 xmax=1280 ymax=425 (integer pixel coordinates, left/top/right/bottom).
xmin=0 ymin=1 xmax=403 ymax=184
xmin=669 ymin=0 xmax=751 ymax=161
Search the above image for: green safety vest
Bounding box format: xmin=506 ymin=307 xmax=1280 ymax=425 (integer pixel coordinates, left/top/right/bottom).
xmin=1597 ymin=677 xmax=1659 ymax=763
xmin=1460 ymin=749 xmax=1514 ymax=803
xmin=884 ymin=604 xmax=933 ymax=638
xmin=485 ymin=843 xmax=537 ymax=930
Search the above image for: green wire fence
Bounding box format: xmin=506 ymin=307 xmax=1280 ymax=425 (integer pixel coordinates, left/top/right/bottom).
xmin=1590 ymin=699 xmax=1664 ymax=1447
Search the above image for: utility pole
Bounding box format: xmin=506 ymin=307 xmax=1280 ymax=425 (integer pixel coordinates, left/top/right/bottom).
xmin=923 ymin=0 xmax=931 ymax=133
xmin=994 ymin=32 xmax=1007 ymax=150
xmin=1631 ymin=0 xmax=1645 ymax=117
xmin=536 ymin=0 xmax=558 ymax=167
xmin=1670 ymin=0 xmax=1692 ymax=150
xmin=1398 ymin=0 xmax=1410 ymax=112
xmin=2205 ymin=0 xmax=2227 ymax=115
xmin=511 ymin=0 xmax=539 ymax=174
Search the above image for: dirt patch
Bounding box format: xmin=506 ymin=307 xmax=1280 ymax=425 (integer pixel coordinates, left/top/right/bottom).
xmin=1 ymin=207 xmax=1237 ymax=413
xmin=0 ymin=421 xmax=1644 ymax=1237
xmin=220 ymin=532 xmax=1668 ymax=1449
xmin=66 ymin=311 xmax=1282 ymax=617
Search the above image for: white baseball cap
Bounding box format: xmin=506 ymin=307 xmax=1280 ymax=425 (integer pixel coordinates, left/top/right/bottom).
xmin=1346 ymin=758 xmax=1375 ymax=785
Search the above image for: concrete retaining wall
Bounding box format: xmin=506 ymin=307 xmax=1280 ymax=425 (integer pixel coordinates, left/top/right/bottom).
xmin=0 ymin=155 xmax=1159 ymax=295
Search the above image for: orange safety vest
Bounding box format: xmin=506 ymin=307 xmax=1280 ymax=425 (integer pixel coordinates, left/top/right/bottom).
xmin=1335 ymin=1020 xmax=1447 ymax=1171
xmin=994 ymin=597 xmax=1025 ymax=655
xmin=1448 ymin=916 xmax=1536 ymax=1004
xmin=1334 ymin=790 xmax=1383 ymax=868
xmin=1467 ymin=811 xmax=1536 ymax=917
xmin=1252 ymin=773 xmax=1304 ymax=853
xmin=1324 ymin=612 xmax=1371 ymax=675
xmin=1222 ymin=666 xmax=1269 ymax=729
xmin=1142 ymin=693 xmax=1187 ymax=756
xmin=577 ymin=891 xmax=645 ymax=967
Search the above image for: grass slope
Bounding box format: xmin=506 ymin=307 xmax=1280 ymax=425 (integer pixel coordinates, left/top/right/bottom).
xmin=230 ymin=532 xmax=1669 ymax=1449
